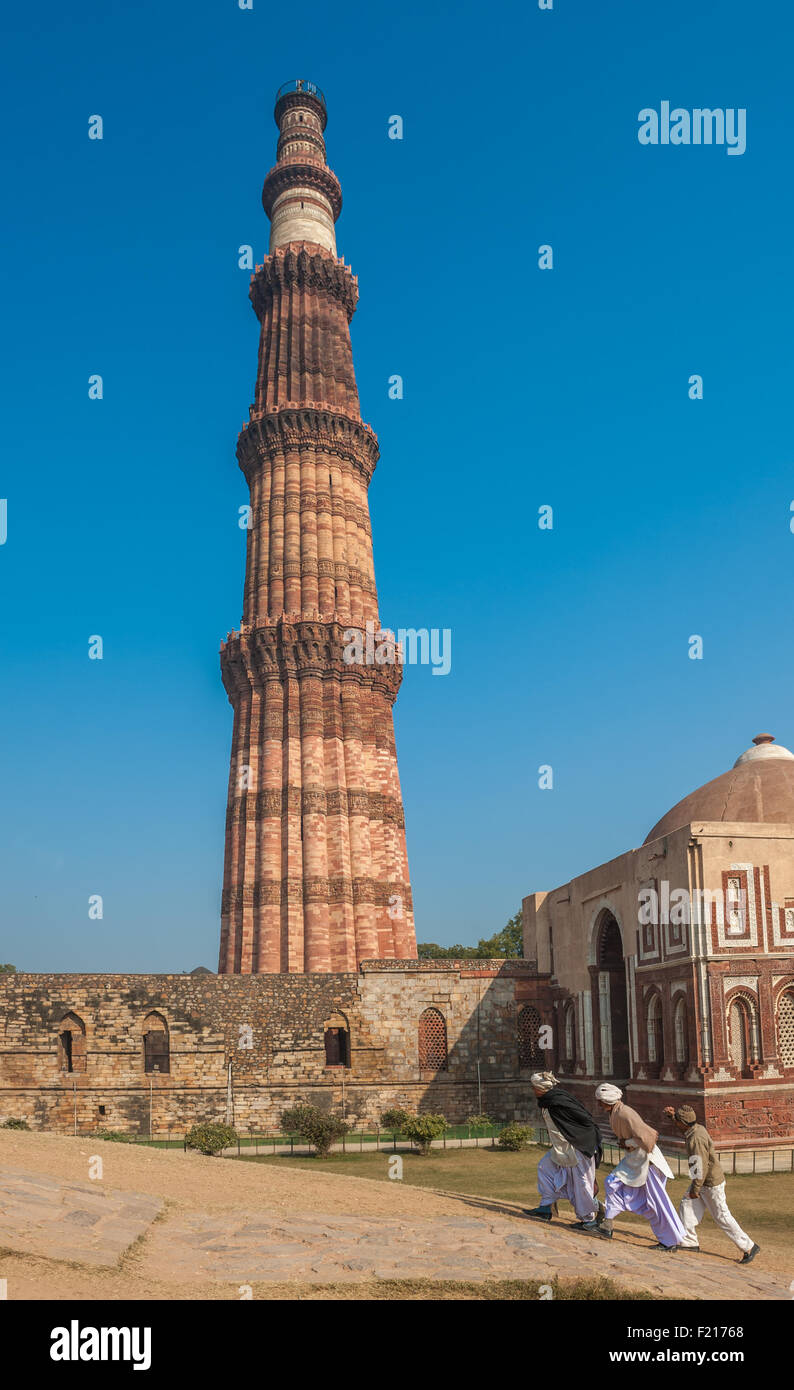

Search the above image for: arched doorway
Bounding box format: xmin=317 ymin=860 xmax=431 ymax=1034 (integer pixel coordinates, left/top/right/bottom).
xmin=595 ymin=912 xmax=630 ymax=1082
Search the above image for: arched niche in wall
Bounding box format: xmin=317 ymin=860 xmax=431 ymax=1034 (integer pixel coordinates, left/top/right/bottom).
xmin=142 ymin=1011 xmax=170 ymax=1075
xmin=323 ymin=1011 xmax=351 ymax=1068
xmin=58 ymin=1012 xmax=86 ymax=1075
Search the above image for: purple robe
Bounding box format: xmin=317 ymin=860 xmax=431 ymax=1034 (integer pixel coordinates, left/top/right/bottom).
xmin=604 ymin=1163 xmax=687 ymax=1246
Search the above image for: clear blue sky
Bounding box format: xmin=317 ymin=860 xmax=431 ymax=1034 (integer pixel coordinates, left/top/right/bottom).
xmin=2 ymin=0 xmax=793 ymax=971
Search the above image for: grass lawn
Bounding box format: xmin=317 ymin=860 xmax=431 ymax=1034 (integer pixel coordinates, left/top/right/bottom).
xmin=234 ymin=1144 xmax=794 ymax=1264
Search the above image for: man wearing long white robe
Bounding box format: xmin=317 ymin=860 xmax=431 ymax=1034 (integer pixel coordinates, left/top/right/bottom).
xmin=588 ymin=1083 xmax=686 ymax=1250
xmin=664 ymin=1103 xmax=759 ymax=1263
xmin=525 ymin=1072 xmax=603 ymax=1226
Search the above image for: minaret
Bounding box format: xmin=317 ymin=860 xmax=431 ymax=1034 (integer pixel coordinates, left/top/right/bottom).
xmin=218 ymin=80 xmax=417 ymax=974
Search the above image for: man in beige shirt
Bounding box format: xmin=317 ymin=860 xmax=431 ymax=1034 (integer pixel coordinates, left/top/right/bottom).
xmin=588 ymin=1084 xmax=685 ymax=1250
xmin=664 ymin=1104 xmax=759 ymax=1263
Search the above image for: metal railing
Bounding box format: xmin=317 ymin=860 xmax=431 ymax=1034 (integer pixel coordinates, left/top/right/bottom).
xmin=222 ymin=1123 xmax=510 ymax=1157
xmin=88 ymin=1127 xmax=794 ymax=1173
xmin=275 ymin=79 xmax=326 ymax=109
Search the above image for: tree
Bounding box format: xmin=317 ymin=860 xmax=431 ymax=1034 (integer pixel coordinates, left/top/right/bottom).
xmin=417 ymin=942 xmax=479 ymax=960
xmin=417 ymin=910 xmax=523 ymax=960
xmin=401 ymin=1113 xmax=448 ymax=1155
xmin=185 ymin=1122 xmax=237 ymax=1156
xmin=280 ymin=1104 xmax=349 ymax=1158
xmin=497 ymin=1123 xmax=532 ymax=1151
xmin=0 ymin=964 xmax=17 ymax=974
xmin=380 ymin=1108 xmax=410 ymax=1132
xmin=484 ymin=910 xmax=523 ymax=958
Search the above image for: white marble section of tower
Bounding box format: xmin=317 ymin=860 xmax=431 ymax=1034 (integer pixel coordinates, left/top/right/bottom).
xmin=263 ymin=81 xmax=341 ymax=255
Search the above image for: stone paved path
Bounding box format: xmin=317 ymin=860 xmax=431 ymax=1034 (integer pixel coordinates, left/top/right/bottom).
xmin=0 ymin=1163 xmax=787 ymax=1298
xmin=142 ymin=1202 xmax=786 ymax=1298
xmin=0 ymin=1165 xmax=162 ymax=1267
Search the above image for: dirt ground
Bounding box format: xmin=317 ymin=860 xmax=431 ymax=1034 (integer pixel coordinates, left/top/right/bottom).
xmin=0 ymin=1129 xmax=463 ymax=1219
xmin=1 ymin=1131 xmax=788 ymax=1301
xmin=0 ymin=1131 xmax=516 ymax=1300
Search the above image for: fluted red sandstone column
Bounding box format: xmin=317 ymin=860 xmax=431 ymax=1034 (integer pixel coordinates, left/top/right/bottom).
xmin=219 ymin=80 xmax=416 ymax=973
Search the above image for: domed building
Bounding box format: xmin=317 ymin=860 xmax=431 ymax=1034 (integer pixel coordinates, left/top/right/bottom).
xmin=523 ymin=735 xmax=794 ymax=1148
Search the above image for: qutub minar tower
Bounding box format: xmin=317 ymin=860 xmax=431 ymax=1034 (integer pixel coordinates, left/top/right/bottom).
xmin=218 ymin=81 xmax=417 ymax=974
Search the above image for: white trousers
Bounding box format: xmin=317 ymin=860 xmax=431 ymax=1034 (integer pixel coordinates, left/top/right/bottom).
xmin=537 ymin=1149 xmax=598 ymax=1222
xmin=677 ymin=1182 xmax=753 ymax=1252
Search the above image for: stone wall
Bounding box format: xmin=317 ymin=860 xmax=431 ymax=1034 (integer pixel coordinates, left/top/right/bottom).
xmin=0 ymin=960 xmax=552 ymax=1136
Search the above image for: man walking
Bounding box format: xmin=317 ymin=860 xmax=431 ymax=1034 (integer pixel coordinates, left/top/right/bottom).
xmin=585 ymin=1083 xmax=686 ymax=1251
xmin=663 ymin=1104 xmax=760 ymax=1263
xmin=524 ymin=1071 xmax=605 ymax=1228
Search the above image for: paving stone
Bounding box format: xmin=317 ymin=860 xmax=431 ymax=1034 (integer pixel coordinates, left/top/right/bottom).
xmin=61 ymin=1209 xmax=103 ymax=1227
xmin=0 ymin=1163 xmax=163 ymax=1268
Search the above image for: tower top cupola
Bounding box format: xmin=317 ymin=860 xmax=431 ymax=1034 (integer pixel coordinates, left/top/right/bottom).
xmin=733 ymin=732 xmax=794 ymax=766
xmin=262 ymin=79 xmax=342 ymax=255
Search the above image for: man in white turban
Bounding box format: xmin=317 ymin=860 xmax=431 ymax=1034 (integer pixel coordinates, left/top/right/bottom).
xmin=523 ymin=1072 xmax=605 ymax=1228
xmin=582 ymin=1084 xmax=686 ymax=1251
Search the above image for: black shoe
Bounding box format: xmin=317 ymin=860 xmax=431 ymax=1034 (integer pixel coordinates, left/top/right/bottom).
xmin=740 ymin=1243 xmax=760 ymax=1264
xmin=523 ymin=1206 xmax=552 ymax=1222
xmin=571 ymin=1207 xmax=603 ymax=1230
xmin=679 ymin=1245 xmax=701 ymax=1252
xmin=652 ymin=1242 xmax=678 ymax=1252
xmin=581 ymin=1221 xmax=612 ymax=1238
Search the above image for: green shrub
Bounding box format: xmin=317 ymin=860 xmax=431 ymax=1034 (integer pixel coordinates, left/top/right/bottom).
xmin=97 ymin=1129 xmax=136 ymax=1143
xmin=380 ymin=1108 xmax=411 ymax=1132
xmin=401 ymin=1113 xmax=448 ymax=1155
xmin=497 ymin=1123 xmax=532 ymax=1152
xmin=279 ymin=1104 xmax=317 ymax=1135
xmin=185 ymin=1122 xmax=237 ymax=1156
xmin=1 ymin=1117 xmax=30 ymax=1130
xmin=466 ymin=1113 xmax=492 ymax=1131
xmin=279 ymin=1105 xmax=349 ymax=1157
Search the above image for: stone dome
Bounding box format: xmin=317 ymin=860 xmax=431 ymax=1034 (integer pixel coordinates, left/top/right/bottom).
xmin=644 ymin=734 xmax=794 ymax=844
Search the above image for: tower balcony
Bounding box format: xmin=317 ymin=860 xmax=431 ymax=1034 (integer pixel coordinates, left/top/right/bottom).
xmin=274 ymin=80 xmax=328 ymax=131
xmin=275 ymin=78 xmax=326 ymax=109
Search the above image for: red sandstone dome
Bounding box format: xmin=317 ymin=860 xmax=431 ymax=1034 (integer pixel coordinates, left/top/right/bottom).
xmin=644 ymin=733 xmax=794 ymax=843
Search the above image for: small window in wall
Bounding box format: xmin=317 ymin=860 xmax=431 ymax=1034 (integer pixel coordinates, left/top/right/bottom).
xmin=778 ymin=990 xmax=794 ymax=1068
xmin=647 ymin=995 xmax=664 ymax=1064
xmin=564 ymin=1003 xmax=575 ymax=1061
xmin=727 ymin=996 xmax=755 ymax=1075
xmin=674 ymin=997 xmax=688 ymax=1064
xmin=324 ymin=1027 xmax=350 ymax=1067
xmin=324 ymin=1012 xmax=351 ymax=1067
xmin=518 ymin=1005 xmax=542 ymax=1068
xmin=418 ymin=1007 xmax=448 ymax=1071
xmin=143 ymin=1012 xmax=170 ymax=1075
xmin=58 ymin=1012 xmax=86 ymax=1074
